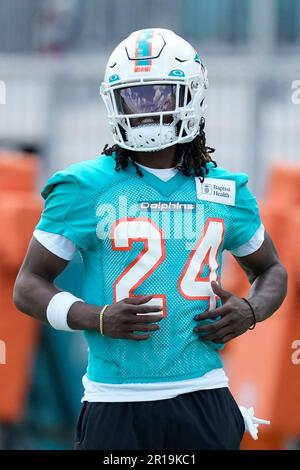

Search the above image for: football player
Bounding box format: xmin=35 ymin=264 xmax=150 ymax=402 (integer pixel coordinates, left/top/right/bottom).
xmin=14 ymin=29 xmax=287 ymax=450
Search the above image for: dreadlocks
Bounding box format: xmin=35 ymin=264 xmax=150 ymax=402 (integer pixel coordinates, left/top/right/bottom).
xmin=102 ymin=118 xmax=216 ymax=182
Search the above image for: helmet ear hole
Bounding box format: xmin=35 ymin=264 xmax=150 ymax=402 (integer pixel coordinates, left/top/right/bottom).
xmin=179 ymin=85 xmax=185 ymax=106
xmin=179 ymin=86 xmax=192 ymax=106
xmin=117 ymin=124 xmax=126 ymax=141
xmin=176 ymin=121 xmax=187 ymax=138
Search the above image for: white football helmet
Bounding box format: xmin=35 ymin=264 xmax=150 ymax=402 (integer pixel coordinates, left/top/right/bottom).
xmin=100 ymin=28 xmax=208 ymax=152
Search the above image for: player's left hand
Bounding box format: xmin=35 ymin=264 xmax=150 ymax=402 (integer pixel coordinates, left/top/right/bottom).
xmin=193 ymin=281 xmax=254 ymax=344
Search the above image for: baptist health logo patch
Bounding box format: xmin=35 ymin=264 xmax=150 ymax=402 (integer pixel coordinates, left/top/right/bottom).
xmin=195 ymin=177 xmax=236 ymax=206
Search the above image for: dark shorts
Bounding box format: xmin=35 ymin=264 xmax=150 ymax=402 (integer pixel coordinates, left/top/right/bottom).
xmin=74 ymin=387 xmax=245 ymax=450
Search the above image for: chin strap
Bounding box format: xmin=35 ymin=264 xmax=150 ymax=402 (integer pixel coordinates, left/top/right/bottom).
xmin=239 ymin=406 xmax=271 ymax=440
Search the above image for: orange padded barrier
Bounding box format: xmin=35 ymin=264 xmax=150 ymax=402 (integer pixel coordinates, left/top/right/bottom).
xmin=0 ymin=154 xmax=42 ymax=422
xmin=0 ymin=192 xmax=42 ymax=271
xmin=267 ymin=165 xmax=300 ymax=206
xmin=224 ymin=191 xmax=299 ymax=449
xmin=0 ymin=152 xmax=38 ymax=193
xmin=0 ymin=272 xmax=39 ymax=422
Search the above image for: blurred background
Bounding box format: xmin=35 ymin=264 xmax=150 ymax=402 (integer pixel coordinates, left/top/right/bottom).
xmin=0 ymin=0 xmax=299 ymax=450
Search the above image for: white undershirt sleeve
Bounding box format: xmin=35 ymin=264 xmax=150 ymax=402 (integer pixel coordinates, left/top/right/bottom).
xmin=33 ymin=229 xmax=77 ymax=260
xmin=229 ymin=224 xmax=265 ymax=257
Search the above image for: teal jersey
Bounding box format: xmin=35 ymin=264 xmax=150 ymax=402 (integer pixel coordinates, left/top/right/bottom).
xmin=36 ymin=155 xmax=261 ymax=384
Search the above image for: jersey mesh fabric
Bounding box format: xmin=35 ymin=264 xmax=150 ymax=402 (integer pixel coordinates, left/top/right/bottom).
xmin=36 ymin=155 xmax=261 ymax=384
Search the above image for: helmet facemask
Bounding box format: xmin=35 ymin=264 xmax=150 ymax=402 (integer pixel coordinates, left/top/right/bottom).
xmin=101 ymin=75 xmax=207 ymax=152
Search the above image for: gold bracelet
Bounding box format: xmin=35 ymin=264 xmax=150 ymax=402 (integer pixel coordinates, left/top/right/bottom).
xmin=99 ymin=305 xmax=109 ymax=336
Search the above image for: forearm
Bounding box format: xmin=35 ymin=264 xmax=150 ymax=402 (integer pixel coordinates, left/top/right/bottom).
xmin=13 ymin=272 xmax=100 ymax=331
xmin=14 ymin=272 xmax=59 ymax=321
xmin=247 ymin=262 xmax=288 ymax=323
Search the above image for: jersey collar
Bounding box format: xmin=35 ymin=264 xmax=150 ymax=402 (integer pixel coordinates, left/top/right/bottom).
xmin=126 ymin=160 xmax=190 ymax=196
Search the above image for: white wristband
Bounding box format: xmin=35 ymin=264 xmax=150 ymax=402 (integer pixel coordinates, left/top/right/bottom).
xmin=46 ymin=292 xmax=83 ymax=332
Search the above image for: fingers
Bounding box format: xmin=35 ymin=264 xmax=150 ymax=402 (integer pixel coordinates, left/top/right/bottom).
xmin=132 ymin=314 xmax=164 ymax=323
xmin=123 ymin=295 xmax=154 ymax=305
xmin=129 ymin=304 xmax=163 ymax=314
xmin=211 ymin=281 xmax=232 ymax=302
xmin=123 ymin=297 xmax=163 ymax=315
xmin=194 ymin=317 xmax=228 ymax=333
xmin=194 ymin=314 xmax=233 ymax=342
xmin=103 ymin=296 xmax=163 ymax=341
xmin=200 ymin=326 xmax=232 ymax=342
xmin=194 ymin=305 xmax=228 ymax=321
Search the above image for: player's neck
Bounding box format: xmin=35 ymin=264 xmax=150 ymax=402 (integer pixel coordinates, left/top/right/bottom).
xmin=133 ymin=145 xmax=179 ymax=169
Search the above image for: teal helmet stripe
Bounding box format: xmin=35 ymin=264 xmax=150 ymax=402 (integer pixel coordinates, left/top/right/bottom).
xmin=135 ymin=29 xmax=154 ymax=67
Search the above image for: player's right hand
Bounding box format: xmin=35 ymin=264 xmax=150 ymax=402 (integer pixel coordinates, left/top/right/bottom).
xmin=102 ymin=295 xmax=163 ymax=341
